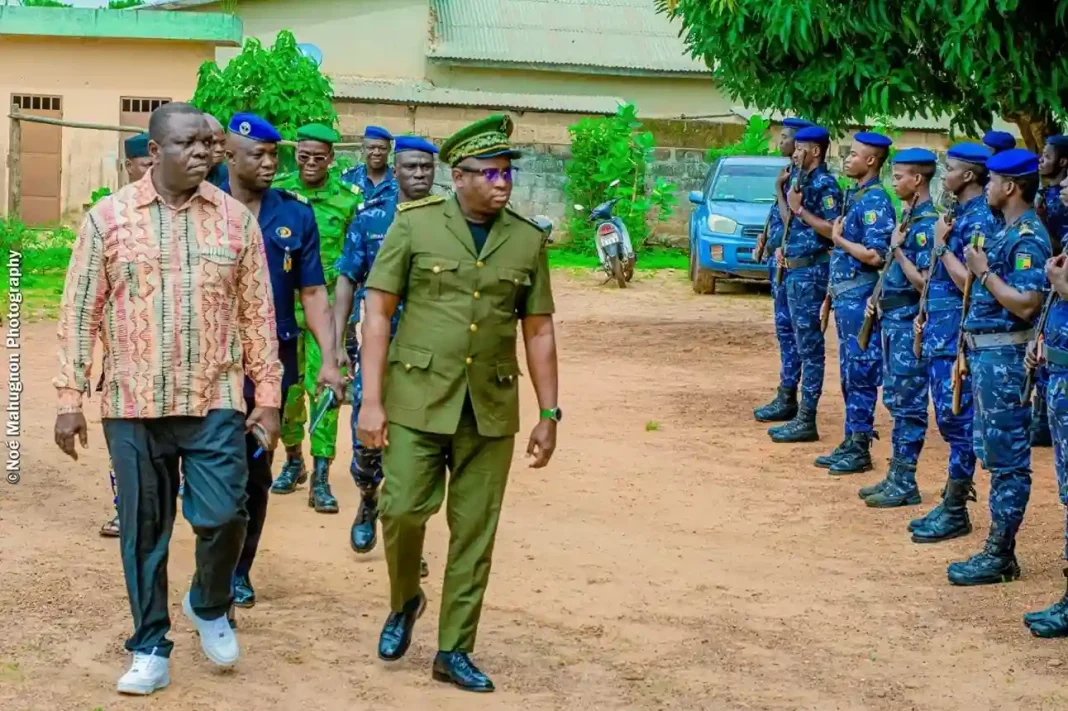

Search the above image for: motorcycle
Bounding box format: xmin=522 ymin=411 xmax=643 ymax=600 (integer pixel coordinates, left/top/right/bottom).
xmin=576 ymin=183 xmax=636 ymax=288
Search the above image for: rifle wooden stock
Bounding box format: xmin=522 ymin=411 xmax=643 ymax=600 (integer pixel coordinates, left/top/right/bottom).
xmin=858 ymin=197 xmax=918 ymax=351
xmin=1022 ymin=290 xmax=1058 ymax=405
xmin=754 ymin=212 xmax=772 ymax=263
xmin=819 ymin=293 xmax=831 ymax=334
xmin=912 ymin=311 xmax=926 ymax=359
xmin=951 ymin=269 xmax=975 ymax=416
xmin=776 ymin=172 xmax=804 ymax=285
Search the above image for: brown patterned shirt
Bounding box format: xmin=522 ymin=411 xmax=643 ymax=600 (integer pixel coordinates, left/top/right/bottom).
xmin=54 ymin=172 xmax=282 ymax=419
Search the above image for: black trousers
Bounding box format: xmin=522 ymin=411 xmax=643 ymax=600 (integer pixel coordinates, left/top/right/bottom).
xmin=234 ymin=428 xmax=273 ymax=579
xmin=103 ymin=409 xmax=248 ymax=658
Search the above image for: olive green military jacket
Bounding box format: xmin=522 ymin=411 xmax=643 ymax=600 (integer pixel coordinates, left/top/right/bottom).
xmin=366 ymin=195 xmax=555 ymax=438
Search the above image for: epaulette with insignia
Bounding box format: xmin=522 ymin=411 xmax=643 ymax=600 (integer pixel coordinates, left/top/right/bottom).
xmin=398 ymin=195 xmax=446 ymax=212
xmin=1019 ymin=221 xmax=1036 ymax=236
xmin=340 ymin=180 xmax=361 ymax=196
xmin=283 ymin=189 xmax=309 ymax=205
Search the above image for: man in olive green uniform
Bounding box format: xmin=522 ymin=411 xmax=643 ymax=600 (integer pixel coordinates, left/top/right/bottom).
xmin=358 ymin=115 xmax=560 ymax=693
xmin=271 ymin=123 xmax=362 ymax=512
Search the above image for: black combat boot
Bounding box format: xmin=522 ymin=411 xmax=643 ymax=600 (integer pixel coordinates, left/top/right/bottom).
xmin=947 ymin=523 xmax=1021 ymax=586
xmin=1025 ymin=568 xmax=1068 ymax=637
xmin=351 ymin=486 xmax=379 ymax=553
xmin=911 ymin=479 xmax=975 ymax=542
xmin=270 ymin=446 xmax=307 ymax=494
xmin=858 ymin=459 xmax=894 ymax=500
xmin=232 ymin=573 xmax=255 ymax=608
xmin=768 ymin=405 xmax=819 ymax=443
xmin=308 ymin=457 xmax=339 ymax=513
xmin=1030 ymin=407 xmax=1053 ymax=447
xmin=815 ymin=437 xmax=850 ymax=469
xmin=865 ymin=459 xmax=922 ymax=507
xmin=754 ymin=387 xmax=798 ymax=423
xmin=828 ymin=432 xmax=874 ymax=475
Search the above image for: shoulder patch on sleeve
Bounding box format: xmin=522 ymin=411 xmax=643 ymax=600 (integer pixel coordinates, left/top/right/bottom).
xmin=822 ymin=195 xmax=835 ymax=211
xmin=916 ymin=231 xmax=928 ymax=247
xmin=397 ymin=195 xmax=446 ymax=212
xmin=1015 ymin=252 xmax=1033 ymax=271
xmin=863 ymin=210 xmax=877 ymax=225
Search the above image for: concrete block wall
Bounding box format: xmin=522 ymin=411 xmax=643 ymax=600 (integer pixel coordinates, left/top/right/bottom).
xmin=334 ymin=99 xmax=960 ymax=240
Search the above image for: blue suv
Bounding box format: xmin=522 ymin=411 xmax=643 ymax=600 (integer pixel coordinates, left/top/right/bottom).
xmin=688 ymin=155 xmax=791 ymax=294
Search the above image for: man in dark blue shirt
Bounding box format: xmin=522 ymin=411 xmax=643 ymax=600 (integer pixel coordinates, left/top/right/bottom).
xmin=221 ymin=113 xmax=345 ymax=614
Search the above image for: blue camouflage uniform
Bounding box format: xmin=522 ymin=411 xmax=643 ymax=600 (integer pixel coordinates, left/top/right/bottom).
xmin=781 ymin=164 xmax=841 ymax=411
xmin=341 ymin=162 xmax=399 ymax=214
xmin=832 ymin=175 xmax=895 ymax=438
xmin=1043 ymin=295 xmax=1068 ymax=558
xmin=1031 ymin=180 xmax=1068 ymax=441
xmin=336 ymin=169 xmax=401 ymax=486
xmin=766 ymin=169 xmax=800 ymax=391
xmin=963 ymin=208 xmax=1050 ymax=536
xmin=922 ymin=194 xmax=997 ymax=481
xmin=880 ymin=196 xmax=939 ymax=471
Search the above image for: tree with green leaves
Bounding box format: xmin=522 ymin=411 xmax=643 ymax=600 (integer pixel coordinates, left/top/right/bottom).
xmin=657 ymin=0 xmax=1067 ymax=151
xmin=564 ymin=103 xmax=677 ymax=251
xmin=191 ymin=30 xmax=336 ymax=140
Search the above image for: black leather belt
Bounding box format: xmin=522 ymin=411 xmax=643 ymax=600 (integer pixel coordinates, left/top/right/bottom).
xmin=879 ymin=293 xmax=921 ymax=312
xmin=784 ymin=252 xmax=831 ymax=269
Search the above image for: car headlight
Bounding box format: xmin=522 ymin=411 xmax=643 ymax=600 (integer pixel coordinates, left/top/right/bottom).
xmin=707 ymin=214 xmax=738 ymax=234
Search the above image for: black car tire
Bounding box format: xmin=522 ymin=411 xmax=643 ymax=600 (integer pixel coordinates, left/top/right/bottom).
xmin=690 ymin=248 xmax=716 ymax=295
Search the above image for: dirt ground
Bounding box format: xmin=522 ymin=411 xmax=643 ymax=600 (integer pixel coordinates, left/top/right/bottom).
xmin=6 ymin=270 xmax=1068 ymax=711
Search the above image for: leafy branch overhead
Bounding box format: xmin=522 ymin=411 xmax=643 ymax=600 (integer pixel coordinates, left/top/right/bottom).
xmin=191 ymin=30 xmax=337 ymax=140
xmin=657 ymin=0 xmax=1068 ymax=150
xmin=564 ymin=103 xmax=677 ymax=252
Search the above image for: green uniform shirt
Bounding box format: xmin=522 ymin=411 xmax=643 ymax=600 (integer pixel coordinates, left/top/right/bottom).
xmin=367 ymin=195 xmax=555 ymax=438
xmin=273 ymin=171 xmax=362 ymax=288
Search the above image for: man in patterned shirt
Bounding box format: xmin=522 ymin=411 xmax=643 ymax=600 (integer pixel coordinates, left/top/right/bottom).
xmin=53 ymin=103 xmax=282 ymax=696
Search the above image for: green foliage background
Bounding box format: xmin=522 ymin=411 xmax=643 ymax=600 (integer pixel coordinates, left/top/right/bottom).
xmin=562 ymin=103 xmax=678 ymax=255
xmin=191 ymin=30 xmax=337 ymax=140
xmin=657 ymin=0 xmax=1067 ymax=148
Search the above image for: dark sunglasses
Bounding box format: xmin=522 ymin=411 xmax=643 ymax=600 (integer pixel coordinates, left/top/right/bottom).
xmin=457 ymin=166 xmax=518 ymax=183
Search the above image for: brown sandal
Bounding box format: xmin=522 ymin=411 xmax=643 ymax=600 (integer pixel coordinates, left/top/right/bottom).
xmin=100 ymin=515 xmax=120 ymax=538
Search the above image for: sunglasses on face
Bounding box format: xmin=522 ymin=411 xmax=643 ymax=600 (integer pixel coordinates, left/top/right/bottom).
xmin=297 ymin=154 xmax=330 ymax=166
xmin=458 ymin=166 xmax=518 ymax=183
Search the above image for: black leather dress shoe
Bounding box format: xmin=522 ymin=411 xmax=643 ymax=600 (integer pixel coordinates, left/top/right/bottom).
xmin=432 ymin=651 xmax=495 ymax=693
xmin=378 ymin=591 xmax=425 ymax=661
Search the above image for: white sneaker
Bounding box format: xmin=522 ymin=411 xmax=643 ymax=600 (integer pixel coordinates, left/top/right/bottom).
xmin=182 ymin=592 xmax=240 ymax=667
xmin=116 ymin=651 xmax=170 ymax=695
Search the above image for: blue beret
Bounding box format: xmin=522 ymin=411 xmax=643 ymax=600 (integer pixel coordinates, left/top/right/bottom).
xmin=987 ymin=148 xmax=1039 ymax=177
xmin=982 ymin=130 xmax=1016 ymax=152
xmin=794 ymin=126 xmax=829 ymax=143
xmin=394 ymin=135 xmax=438 ymax=155
xmin=228 ymin=113 xmax=282 ymax=143
xmin=892 ymin=147 xmax=937 ymax=165
xmin=946 ymin=142 xmax=991 ymax=166
xmin=854 ymin=131 xmax=892 ymax=148
xmin=1046 ymin=134 xmax=1068 ymax=149
xmin=782 ymin=118 xmax=814 ymax=130
xmin=363 ymin=125 xmax=393 ymax=141
xmin=124 ymin=132 xmax=150 ymax=159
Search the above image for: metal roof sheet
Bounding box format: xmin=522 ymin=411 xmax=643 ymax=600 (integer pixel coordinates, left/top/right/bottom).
xmin=428 ymin=0 xmax=707 ymax=75
xmin=730 ymin=107 xmax=1021 ymax=136
xmin=333 ymin=77 xmax=622 ymax=114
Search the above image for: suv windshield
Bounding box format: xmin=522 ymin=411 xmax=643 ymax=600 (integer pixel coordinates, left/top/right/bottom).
xmin=709 ymin=163 xmax=782 ymax=204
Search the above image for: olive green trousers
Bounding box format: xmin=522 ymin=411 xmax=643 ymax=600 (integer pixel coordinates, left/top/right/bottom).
xmin=380 ymin=406 xmax=514 ymax=652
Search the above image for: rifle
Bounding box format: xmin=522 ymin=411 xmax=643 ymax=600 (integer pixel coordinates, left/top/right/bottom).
xmin=951 ymin=233 xmax=980 ymax=416
xmin=754 ymin=209 xmax=773 ymax=264
xmin=913 ymin=215 xmax=950 ymax=358
xmin=1022 ymin=289 xmax=1058 ymax=406
xmin=775 ymin=170 xmax=805 ymax=285
xmin=858 ymin=194 xmax=919 ymax=351
xmin=820 ymin=186 xmax=854 ymax=334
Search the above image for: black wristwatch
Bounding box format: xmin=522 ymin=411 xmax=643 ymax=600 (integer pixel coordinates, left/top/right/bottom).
xmin=540 ymin=407 xmax=563 ymax=423
xmin=933 ymin=244 xmax=949 ymax=259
